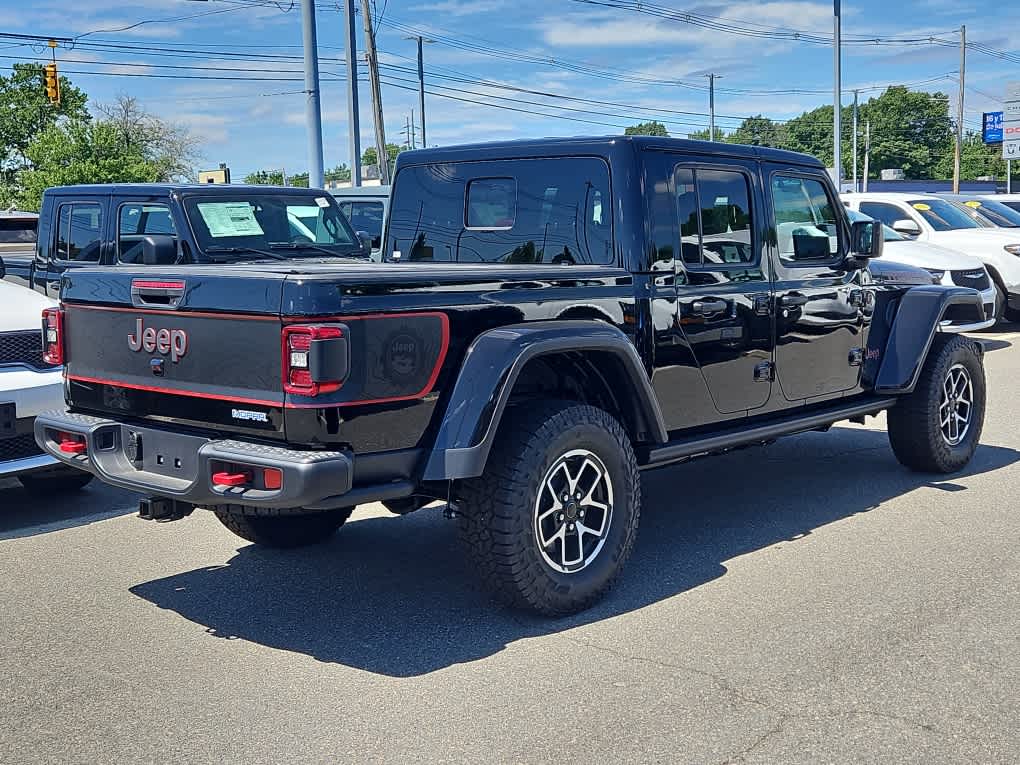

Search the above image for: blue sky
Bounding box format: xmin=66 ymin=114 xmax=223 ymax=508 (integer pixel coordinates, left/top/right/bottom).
xmin=2 ymin=0 xmax=1018 ymax=178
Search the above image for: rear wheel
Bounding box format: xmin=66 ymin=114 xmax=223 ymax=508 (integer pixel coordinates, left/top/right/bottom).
xmin=211 ymin=505 xmax=353 ymax=548
xmin=887 ymin=334 xmax=985 ymax=473
xmin=458 ymin=401 xmax=640 ymax=616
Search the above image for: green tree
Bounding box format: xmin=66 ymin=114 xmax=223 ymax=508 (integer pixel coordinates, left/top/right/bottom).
xmin=362 ymin=143 xmax=404 ymax=168
xmin=325 ymin=163 xmax=352 ymax=183
xmin=17 ymin=121 xmax=164 ymax=210
xmin=243 ymin=170 xmax=308 ymax=187
xmin=94 ymin=95 xmax=199 ymax=181
xmin=726 ymin=116 xmax=787 ymax=148
xmin=0 ymin=63 xmax=89 ymax=203
xmin=857 ymin=86 xmax=953 ymax=179
xmin=686 ymin=128 xmax=712 ymax=140
xmin=625 ymin=121 xmax=670 ymax=137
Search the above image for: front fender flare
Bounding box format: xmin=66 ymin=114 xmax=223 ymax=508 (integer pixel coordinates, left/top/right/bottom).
xmin=875 ymin=286 xmax=985 ymax=394
xmin=422 ymin=321 xmax=667 ymax=481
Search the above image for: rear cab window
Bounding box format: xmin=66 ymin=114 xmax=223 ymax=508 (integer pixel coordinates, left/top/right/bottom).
xmin=386 ymin=157 xmax=613 ymax=265
xmin=117 ymin=203 xmax=178 ymax=263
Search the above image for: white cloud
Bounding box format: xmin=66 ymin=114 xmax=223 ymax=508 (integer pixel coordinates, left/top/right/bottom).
xmin=408 ymin=0 xmax=508 ymax=17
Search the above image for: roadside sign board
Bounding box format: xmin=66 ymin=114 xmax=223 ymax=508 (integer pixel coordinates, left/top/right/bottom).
xmin=984 ymin=112 xmax=1003 ymax=143
xmin=1004 ymin=82 xmax=1020 ymax=159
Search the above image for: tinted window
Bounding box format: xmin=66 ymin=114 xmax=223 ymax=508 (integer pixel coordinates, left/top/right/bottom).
xmin=338 ymin=201 xmax=385 ymax=247
xmin=907 ymin=199 xmax=980 ymax=231
xmin=1002 ymin=201 xmax=1020 ymax=214
xmin=118 ymin=203 xmax=178 ymax=263
xmin=386 ymin=157 xmax=613 ymax=265
xmin=771 ymin=176 xmax=841 ymax=262
xmin=682 ymin=168 xmax=754 ymax=267
xmin=957 ymin=198 xmax=1020 ymax=227
xmin=56 ymin=203 xmax=103 ymax=262
xmin=0 ymin=218 xmax=37 ymax=244
xmin=858 ymin=202 xmax=907 ymax=229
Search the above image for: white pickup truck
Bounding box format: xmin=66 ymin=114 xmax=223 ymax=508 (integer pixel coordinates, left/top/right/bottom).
xmin=0 ymin=274 xmax=92 ymax=493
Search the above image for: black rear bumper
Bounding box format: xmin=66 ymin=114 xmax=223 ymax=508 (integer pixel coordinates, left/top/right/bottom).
xmin=34 ymin=410 xmax=413 ymax=510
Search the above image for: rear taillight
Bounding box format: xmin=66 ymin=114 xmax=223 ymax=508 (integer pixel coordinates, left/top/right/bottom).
xmin=282 ymin=325 xmax=348 ymax=396
xmin=41 ymin=307 xmax=64 ymax=366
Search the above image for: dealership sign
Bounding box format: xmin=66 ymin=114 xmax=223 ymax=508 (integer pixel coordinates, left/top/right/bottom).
xmin=1004 ymin=82 xmax=1020 ymax=159
xmin=984 ymin=112 xmax=1003 ymax=143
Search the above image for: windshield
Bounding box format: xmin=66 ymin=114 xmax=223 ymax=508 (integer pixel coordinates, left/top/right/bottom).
xmin=846 ymin=207 xmax=904 ymax=241
xmin=183 ymin=193 xmax=360 ymax=259
xmin=952 ymin=198 xmax=1020 ymax=228
xmin=907 ymin=199 xmax=981 ymax=231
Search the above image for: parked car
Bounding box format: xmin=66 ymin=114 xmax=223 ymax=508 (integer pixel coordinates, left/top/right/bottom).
xmin=332 ymin=185 xmax=390 ymax=260
xmin=938 ymin=194 xmax=1020 ymax=229
xmin=843 ymin=192 xmax=1020 ymax=321
xmin=36 ymin=137 xmax=987 ymax=615
xmin=977 ymin=193 xmax=1020 ymax=213
xmin=0 ymin=272 xmax=92 ymax=493
xmin=847 ymin=208 xmax=997 ymax=323
xmin=1 ymin=185 xmax=370 ymax=296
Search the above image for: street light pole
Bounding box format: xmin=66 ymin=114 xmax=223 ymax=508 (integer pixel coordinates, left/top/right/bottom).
xmin=833 ymin=0 xmax=842 ymax=186
xmin=299 ymin=0 xmax=324 ymax=188
xmin=706 ymin=73 xmax=720 ymax=141
xmin=953 ymin=25 xmax=966 ymax=194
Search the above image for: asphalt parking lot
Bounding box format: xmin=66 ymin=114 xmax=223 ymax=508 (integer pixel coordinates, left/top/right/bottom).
xmin=2 ymin=331 xmax=1019 ymax=764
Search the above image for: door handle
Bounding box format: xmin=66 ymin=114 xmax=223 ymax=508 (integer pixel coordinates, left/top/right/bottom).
xmin=779 ymin=294 xmax=809 ymax=308
xmin=690 ymin=299 xmax=728 ymax=316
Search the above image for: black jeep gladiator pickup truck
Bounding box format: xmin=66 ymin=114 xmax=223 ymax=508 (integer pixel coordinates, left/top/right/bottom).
xmin=35 ymin=136 xmax=989 ymax=615
xmin=0 ymin=184 xmax=373 ymax=295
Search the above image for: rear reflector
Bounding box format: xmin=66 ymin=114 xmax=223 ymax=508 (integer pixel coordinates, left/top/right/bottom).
xmin=263 ymin=468 xmax=283 ymax=490
xmin=212 ymin=470 xmax=252 ymax=487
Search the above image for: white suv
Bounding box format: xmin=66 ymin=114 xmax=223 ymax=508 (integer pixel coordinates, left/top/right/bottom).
xmin=0 ymin=275 xmax=92 ymax=493
xmin=843 ymin=192 xmax=1020 ymax=321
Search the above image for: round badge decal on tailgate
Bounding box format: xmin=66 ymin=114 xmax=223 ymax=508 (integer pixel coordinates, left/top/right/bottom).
xmin=384 ymin=330 xmax=423 ymax=383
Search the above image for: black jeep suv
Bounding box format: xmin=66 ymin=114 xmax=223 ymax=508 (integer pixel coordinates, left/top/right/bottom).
xmin=35 ymin=137 xmax=988 ymax=615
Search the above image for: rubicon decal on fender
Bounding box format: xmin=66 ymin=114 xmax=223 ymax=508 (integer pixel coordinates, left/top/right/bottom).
xmin=127 ymin=317 xmax=189 ymax=363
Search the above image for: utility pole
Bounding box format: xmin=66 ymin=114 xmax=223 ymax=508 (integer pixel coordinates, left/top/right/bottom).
xmin=833 ymin=0 xmax=842 ymax=186
xmin=863 ymin=121 xmax=871 ymax=193
xmin=852 ymin=89 xmax=859 ymax=192
xmin=299 ymin=0 xmax=324 ymax=188
xmin=410 ymin=109 xmax=416 ymax=150
xmin=953 ymin=24 xmax=966 ymax=194
xmin=404 ymin=114 xmax=412 ymax=150
xmin=342 ymin=0 xmax=362 ymax=187
xmin=405 ymin=36 xmax=432 ymax=147
xmin=361 ymin=0 xmax=390 ymax=185
xmin=705 ymin=73 xmax=720 ymax=141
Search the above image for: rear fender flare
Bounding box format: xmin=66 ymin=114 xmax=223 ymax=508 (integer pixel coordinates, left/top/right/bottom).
xmin=875 ymin=286 xmax=985 ymax=394
xmin=422 ymin=321 xmax=667 ymax=480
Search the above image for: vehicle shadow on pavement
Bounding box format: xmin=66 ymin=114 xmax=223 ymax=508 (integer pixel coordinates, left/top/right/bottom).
xmin=130 ymin=427 xmax=1019 ymax=677
xmin=0 ymin=480 xmax=136 ymax=540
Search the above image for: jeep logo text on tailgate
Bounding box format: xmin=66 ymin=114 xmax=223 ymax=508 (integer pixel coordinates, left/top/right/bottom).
xmin=127 ymin=318 xmax=188 ymax=363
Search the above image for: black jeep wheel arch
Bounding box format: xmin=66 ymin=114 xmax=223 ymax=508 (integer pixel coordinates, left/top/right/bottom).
xmin=422 ymin=321 xmax=668 ymax=481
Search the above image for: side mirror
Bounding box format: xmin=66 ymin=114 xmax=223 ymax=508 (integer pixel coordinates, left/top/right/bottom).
xmin=850 ymin=219 xmax=883 ymax=259
xmin=0 ymin=255 xmax=5 ymax=280
xmin=356 ymin=230 xmax=374 ymax=252
xmin=141 ymin=235 xmax=178 ymax=265
xmin=892 ymin=219 xmax=921 ymax=237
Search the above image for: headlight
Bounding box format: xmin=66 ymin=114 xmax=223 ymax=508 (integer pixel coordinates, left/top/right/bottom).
xmin=1004 ymin=244 xmax=1020 ymax=256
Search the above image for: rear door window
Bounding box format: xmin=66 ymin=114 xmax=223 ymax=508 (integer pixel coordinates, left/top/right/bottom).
xmin=118 ymin=203 xmax=178 ymax=263
xmin=55 ymin=203 xmax=103 ymax=262
xmin=386 ymin=157 xmax=613 ymax=265
xmin=675 ymin=167 xmax=755 ymax=268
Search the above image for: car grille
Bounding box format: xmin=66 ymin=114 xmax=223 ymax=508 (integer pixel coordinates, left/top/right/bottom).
xmin=0 ymin=433 xmax=44 ymax=462
xmin=0 ymin=330 xmax=49 ymax=369
xmin=951 ymin=269 xmax=991 ymax=291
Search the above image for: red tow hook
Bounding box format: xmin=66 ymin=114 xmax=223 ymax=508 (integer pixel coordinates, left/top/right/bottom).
xmin=212 ymin=471 xmax=252 ymax=487
xmin=58 ymin=434 xmax=87 ymax=454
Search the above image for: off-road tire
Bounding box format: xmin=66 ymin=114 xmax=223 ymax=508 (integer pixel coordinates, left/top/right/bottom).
xmin=458 ymin=402 xmax=641 ymax=616
xmin=18 ymin=470 xmax=93 ymax=494
xmin=887 ymin=334 xmax=985 ymax=473
xmin=211 ymin=505 xmax=353 ymax=548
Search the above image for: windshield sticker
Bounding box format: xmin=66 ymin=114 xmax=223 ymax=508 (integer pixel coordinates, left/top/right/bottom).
xmin=964 ymin=200 xmax=982 ymax=208
xmin=315 ymin=196 xmax=330 ymax=208
xmin=196 ymin=202 xmax=264 ymax=237
xmin=912 ymin=203 xmax=932 ymax=211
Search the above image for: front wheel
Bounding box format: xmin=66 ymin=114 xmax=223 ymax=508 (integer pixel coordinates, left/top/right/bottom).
xmin=212 ymin=505 xmax=353 ymax=548
xmin=888 ymin=334 xmax=985 ymax=473
xmin=458 ymin=402 xmax=641 ymax=616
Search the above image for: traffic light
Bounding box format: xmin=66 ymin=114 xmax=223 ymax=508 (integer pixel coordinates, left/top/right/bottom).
xmin=43 ymin=63 xmax=60 ymax=105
